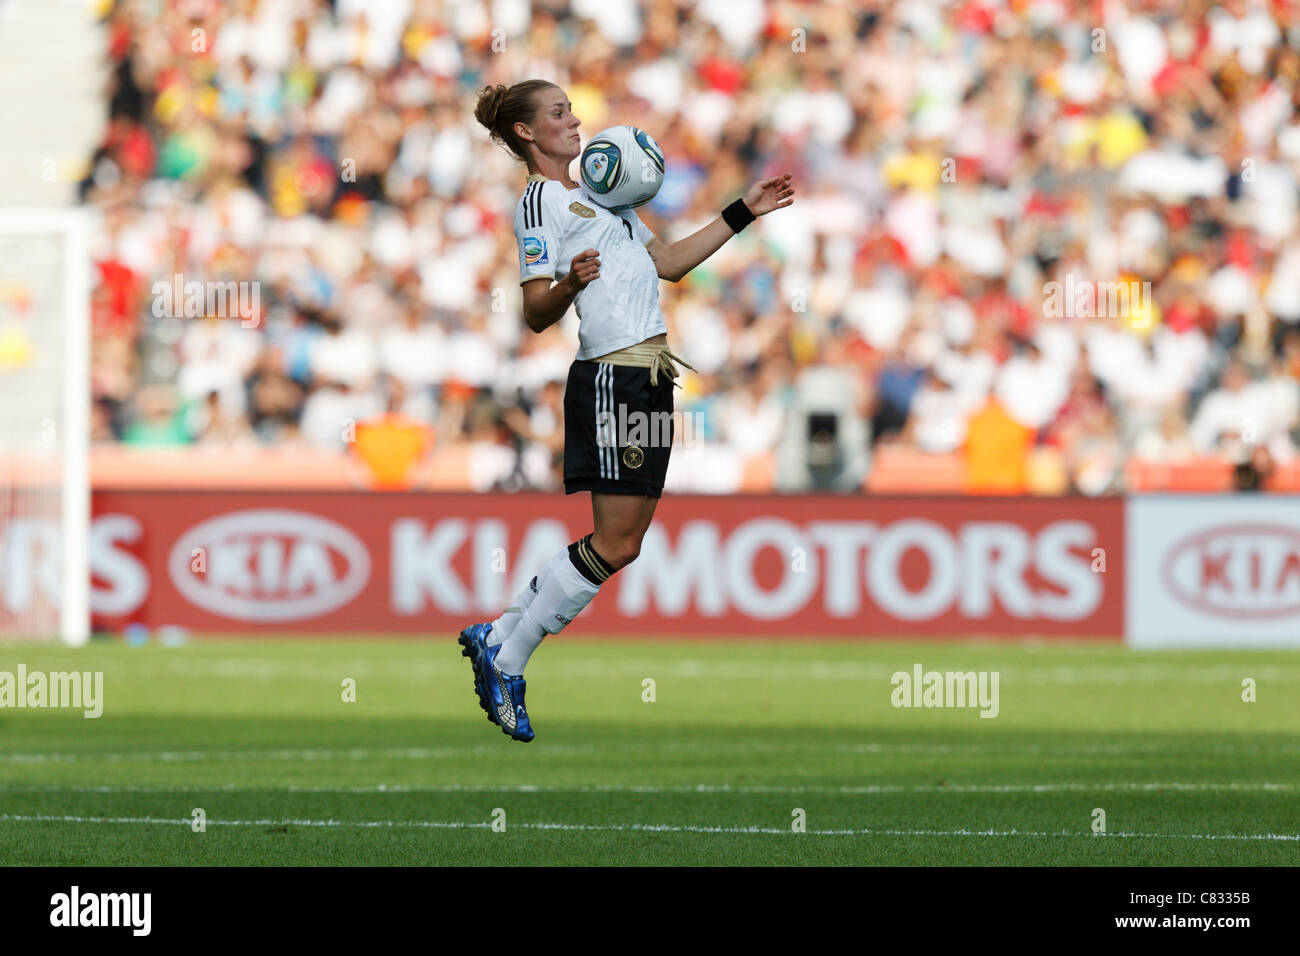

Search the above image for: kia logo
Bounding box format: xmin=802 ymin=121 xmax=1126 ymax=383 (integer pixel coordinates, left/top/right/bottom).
xmin=169 ymin=510 xmax=370 ymax=621
xmin=1161 ymin=523 xmax=1300 ymax=620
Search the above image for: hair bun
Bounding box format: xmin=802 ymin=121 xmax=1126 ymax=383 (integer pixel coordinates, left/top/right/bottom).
xmin=478 ymin=84 xmax=506 ymax=129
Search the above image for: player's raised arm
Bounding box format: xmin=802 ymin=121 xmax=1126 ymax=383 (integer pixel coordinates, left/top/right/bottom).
xmin=649 ymin=173 xmax=795 ymax=283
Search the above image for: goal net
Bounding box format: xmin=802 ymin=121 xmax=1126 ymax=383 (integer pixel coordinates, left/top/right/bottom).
xmin=0 ymin=208 xmax=89 ymax=645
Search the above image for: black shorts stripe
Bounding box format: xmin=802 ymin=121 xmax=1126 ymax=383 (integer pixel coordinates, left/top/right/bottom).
xmin=602 ymin=363 xmax=619 ymax=481
xmin=599 ymin=363 xmax=609 ymax=479
xmin=595 ymin=363 xmax=607 ymax=478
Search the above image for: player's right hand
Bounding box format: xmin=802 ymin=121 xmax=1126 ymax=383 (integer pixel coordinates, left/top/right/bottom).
xmin=567 ymin=249 xmax=600 ymax=290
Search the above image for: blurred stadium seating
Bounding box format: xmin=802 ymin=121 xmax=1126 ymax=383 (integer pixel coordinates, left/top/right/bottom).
xmin=79 ymin=0 xmax=1300 ymax=493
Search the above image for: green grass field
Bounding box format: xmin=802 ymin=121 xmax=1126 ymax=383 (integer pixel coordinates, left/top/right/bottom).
xmin=1 ymin=638 xmax=1298 ymax=866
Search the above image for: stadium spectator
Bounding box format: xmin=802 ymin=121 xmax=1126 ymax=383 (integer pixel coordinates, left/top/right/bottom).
xmin=83 ymin=0 xmax=1300 ymax=493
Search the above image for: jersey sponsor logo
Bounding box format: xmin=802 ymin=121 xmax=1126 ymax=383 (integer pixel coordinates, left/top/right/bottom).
xmin=523 ymin=235 xmax=548 ymax=265
xmin=569 ymin=200 xmax=596 ymax=219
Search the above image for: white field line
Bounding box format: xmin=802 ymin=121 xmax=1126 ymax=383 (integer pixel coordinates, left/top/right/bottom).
xmin=0 ymin=745 xmax=594 ymax=764
xmin=4 ymin=740 xmax=1300 ymax=763
xmin=1 ymin=813 xmax=1297 ymax=841
xmin=8 ymin=656 xmax=1282 ymax=684
xmin=0 ymin=781 xmax=1295 ymax=795
xmin=137 ymin=658 xmax=1300 ymax=685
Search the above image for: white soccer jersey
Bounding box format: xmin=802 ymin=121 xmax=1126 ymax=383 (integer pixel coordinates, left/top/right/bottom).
xmin=514 ymin=172 xmax=666 ymax=359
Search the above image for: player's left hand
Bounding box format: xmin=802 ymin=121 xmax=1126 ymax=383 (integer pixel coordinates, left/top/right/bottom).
xmin=742 ymin=173 xmax=795 ymax=217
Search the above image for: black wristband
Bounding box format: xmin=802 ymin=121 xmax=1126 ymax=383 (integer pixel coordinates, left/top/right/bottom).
xmin=722 ymin=198 xmax=756 ymax=233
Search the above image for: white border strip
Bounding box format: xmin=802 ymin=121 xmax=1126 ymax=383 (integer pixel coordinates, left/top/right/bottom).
xmin=0 ymin=781 xmax=1294 ymax=795
xmin=2 ymin=813 xmax=1297 ymax=841
xmin=4 ymin=740 xmax=1299 ymax=763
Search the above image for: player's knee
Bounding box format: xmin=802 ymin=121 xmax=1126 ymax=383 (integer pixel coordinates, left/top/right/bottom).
xmin=604 ymin=538 xmax=641 ymax=570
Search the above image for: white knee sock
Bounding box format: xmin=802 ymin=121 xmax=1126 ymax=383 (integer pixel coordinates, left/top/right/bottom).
xmin=487 ymin=574 xmax=541 ymax=647
xmin=493 ymin=548 xmax=601 ymax=676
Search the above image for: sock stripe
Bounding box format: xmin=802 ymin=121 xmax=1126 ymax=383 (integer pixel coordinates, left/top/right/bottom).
xmin=578 ymin=541 xmax=610 ymax=583
xmin=583 ymin=534 xmax=617 ymax=579
xmin=568 ymin=534 xmax=615 ymax=586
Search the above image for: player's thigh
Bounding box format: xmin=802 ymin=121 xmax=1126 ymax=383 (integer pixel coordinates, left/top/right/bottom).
xmin=591 ymin=491 xmax=659 ymax=545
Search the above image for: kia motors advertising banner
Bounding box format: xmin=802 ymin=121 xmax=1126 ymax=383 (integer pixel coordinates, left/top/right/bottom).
xmin=70 ymin=492 xmax=1126 ymax=638
xmin=1126 ymin=497 xmax=1300 ymax=647
xmin=15 ymin=490 xmax=1300 ymax=643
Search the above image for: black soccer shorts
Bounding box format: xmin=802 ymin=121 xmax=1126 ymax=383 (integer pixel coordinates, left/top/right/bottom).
xmin=563 ymin=358 xmax=674 ymax=497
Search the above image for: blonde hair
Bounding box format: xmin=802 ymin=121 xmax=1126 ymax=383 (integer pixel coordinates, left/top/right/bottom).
xmin=474 ymin=80 xmax=558 ymax=163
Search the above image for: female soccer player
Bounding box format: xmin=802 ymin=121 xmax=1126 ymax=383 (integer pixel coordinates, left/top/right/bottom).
xmin=461 ymin=79 xmax=794 ymax=741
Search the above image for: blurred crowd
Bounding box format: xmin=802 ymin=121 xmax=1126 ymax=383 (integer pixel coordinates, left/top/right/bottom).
xmin=84 ymin=0 xmax=1300 ymax=493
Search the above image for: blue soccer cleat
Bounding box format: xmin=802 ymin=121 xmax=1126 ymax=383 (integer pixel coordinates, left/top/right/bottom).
xmin=457 ymin=623 xmax=499 ymax=727
xmin=457 ymin=623 xmax=535 ymax=742
xmin=489 ymin=661 xmax=535 ymax=743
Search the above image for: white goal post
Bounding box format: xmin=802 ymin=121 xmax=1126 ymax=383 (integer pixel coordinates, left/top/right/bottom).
xmin=0 ymin=208 xmax=90 ymax=645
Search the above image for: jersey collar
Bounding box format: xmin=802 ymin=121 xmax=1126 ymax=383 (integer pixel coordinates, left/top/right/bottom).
xmin=526 ymin=172 xmax=581 ymax=191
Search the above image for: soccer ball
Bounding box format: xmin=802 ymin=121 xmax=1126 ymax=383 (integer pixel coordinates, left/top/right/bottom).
xmin=578 ymin=125 xmax=665 ymax=211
